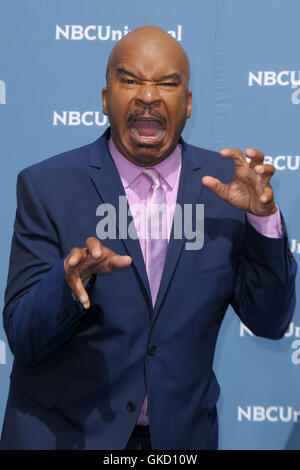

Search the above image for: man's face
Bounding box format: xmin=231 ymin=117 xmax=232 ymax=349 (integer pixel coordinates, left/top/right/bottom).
xmin=102 ymin=37 xmax=192 ymax=166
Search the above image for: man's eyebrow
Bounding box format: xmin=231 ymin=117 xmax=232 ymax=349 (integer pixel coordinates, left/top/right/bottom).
xmin=117 ymin=67 xmax=139 ymax=79
xmin=116 ymin=68 xmax=181 ymax=82
xmin=156 ymin=73 xmax=181 ymax=82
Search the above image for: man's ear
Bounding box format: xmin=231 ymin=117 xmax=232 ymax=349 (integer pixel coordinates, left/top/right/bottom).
xmin=102 ymin=87 xmax=108 ymax=116
xmin=187 ymin=90 xmax=192 ymax=119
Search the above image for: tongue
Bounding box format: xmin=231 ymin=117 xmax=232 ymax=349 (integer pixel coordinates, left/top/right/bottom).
xmin=133 ymin=120 xmax=162 ymax=137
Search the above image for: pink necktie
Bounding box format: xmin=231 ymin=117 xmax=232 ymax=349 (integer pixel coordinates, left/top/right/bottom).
xmin=143 ymin=168 xmax=168 ymax=306
xmin=137 ymin=168 xmax=168 ymax=426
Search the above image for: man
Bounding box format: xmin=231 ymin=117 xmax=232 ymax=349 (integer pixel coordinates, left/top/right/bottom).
xmin=0 ymin=25 xmax=297 ymax=450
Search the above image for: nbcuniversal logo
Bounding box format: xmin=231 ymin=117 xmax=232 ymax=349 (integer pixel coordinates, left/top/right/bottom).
xmin=238 ymin=406 xmax=300 ymax=423
xmin=240 ymin=322 xmax=300 ymax=365
xmin=248 ymin=71 xmax=300 ymax=105
xmin=52 ymin=111 xmax=108 ymax=127
xmin=55 ymin=24 xmax=183 ymax=42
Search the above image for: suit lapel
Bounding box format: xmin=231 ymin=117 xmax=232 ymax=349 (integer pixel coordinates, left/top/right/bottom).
xmin=88 ymin=130 xmax=152 ymax=303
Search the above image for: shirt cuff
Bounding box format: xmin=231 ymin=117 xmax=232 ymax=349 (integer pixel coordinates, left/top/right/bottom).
xmin=246 ymin=207 xmax=282 ymax=238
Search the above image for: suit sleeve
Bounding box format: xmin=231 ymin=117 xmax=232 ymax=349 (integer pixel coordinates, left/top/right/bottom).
xmin=231 ymin=214 xmax=297 ymax=339
xmin=3 ymin=169 xmax=86 ymax=366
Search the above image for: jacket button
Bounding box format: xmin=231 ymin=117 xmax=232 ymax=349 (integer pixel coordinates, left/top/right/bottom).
xmin=56 ymin=310 xmax=69 ymax=324
xmin=127 ymin=401 xmax=136 ymax=413
xmin=148 ymin=345 xmax=157 ymax=356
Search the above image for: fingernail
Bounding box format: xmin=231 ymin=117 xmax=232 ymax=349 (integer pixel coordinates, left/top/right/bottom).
xmin=79 ymin=295 xmax=87 ymax=304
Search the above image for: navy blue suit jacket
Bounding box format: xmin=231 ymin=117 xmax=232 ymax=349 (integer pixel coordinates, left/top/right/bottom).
xmin=0 ymin=129 xmax=297 ymax=449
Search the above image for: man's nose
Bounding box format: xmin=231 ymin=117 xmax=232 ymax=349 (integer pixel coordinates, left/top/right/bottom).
xmin=134 ymin=84 xmax=161 ymax=107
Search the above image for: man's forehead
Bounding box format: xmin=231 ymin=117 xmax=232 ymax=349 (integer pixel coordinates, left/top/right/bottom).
xmin=109 ymin=43 xmax=189 ymax=81
xmin=106 ymin=26 xmax=190 ymax=84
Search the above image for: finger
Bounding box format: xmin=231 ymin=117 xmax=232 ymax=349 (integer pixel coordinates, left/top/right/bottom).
xmin=219 ymin=148 xmax=246 ymax=167
xmin=94 ymin=247 xmax=132 ymax=273
xmin=85 ymin=237 xmax=104 ymax=260
xmin=68 ymin=275 xmax=90 ymax=309
xmin=244 ymin=148 xmax=265 ymax=160
xmin=260 ymin=185 xmax=274 ymax=204
xmin=68 ymin=248 xmax=87 ymax=267
xmin=202 ymin=176 xmax=228 ymax=200
xmin=245 ymin=148 xmax=265 ymax=169
xmin=254 ymin=163 xmax=275 ymax=178
xmin=108 ymin=254 xmax=132 ymax=270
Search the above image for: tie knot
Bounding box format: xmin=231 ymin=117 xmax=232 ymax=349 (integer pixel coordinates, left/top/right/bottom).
xmin=143 ymin=168 xmax=161 ymax=189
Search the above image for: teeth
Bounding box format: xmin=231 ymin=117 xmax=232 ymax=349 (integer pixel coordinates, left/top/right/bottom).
xmin=130 ymin=128 xmax=163 ymax=138
xmin=131 ymin=128 xmax=139 ymax=137
xmin=153 ymin=130 xmax=163 ymax=137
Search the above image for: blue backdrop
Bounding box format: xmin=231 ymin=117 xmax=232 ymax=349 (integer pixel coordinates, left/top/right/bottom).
xmin=0 ymin=0 xmax=299 ymax=450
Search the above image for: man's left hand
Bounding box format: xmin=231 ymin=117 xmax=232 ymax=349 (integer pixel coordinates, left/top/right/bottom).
xmin=202 ymin=148 xmax=277 ymax=216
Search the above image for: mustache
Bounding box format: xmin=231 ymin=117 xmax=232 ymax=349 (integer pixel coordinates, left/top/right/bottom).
xmin=127 ymin=109 xmax=167 ymax=127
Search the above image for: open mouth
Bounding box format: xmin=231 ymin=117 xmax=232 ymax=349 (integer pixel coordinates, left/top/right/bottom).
xmin=128 ymin=118 xmax=165 ymax=145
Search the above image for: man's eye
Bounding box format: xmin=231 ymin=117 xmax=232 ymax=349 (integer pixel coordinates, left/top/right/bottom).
xmin=160 ymin=82 xmax=177 ymax=87
xmin=121 ymin=78 xmax=136 ymax=85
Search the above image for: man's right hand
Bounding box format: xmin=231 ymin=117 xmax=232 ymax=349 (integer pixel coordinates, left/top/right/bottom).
xmin=64 ymin=237 xmax=132 ymax=310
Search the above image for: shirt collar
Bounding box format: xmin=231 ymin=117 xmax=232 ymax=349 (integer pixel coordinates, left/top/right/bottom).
xmin=108 ymin=137 xmax=181 ymax=189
